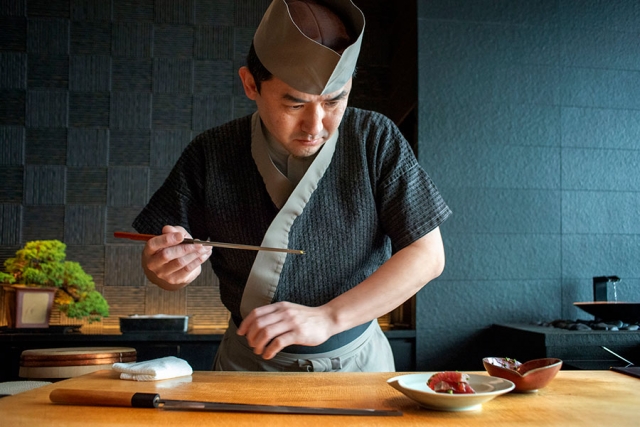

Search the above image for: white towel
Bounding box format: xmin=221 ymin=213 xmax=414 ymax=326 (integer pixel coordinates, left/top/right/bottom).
xmin=112 ymin=356 xmax=193 ymax=381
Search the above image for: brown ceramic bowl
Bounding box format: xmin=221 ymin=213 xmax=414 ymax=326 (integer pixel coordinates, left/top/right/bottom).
xmin=483 ymin=357 xmax=563 ymax=392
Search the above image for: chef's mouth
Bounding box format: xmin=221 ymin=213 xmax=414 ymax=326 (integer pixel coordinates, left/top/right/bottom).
xmin=295 ymin=134 xmax=324 ymax=144
xmin=297 ymin=139 xmax=323 ymax=147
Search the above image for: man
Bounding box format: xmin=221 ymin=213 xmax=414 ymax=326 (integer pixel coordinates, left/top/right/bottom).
xmin=133 ymin=0 xmax=451 ymax=372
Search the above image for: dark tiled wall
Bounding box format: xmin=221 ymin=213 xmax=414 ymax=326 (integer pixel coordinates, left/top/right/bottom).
xmin=0 ymin=0 xmax=399 ymax=331
xmin=416 ymin=0 xmax=640 ymax=370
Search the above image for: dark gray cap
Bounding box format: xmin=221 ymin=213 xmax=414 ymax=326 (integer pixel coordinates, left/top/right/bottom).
xmin=253 ymin=0 xmax=365 ymax=95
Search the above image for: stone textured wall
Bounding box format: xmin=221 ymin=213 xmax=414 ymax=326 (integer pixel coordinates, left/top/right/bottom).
xmin=0 ymin=0 xmax=401 ymax=332
xmin=417 ymin=0 xmax=640 ymax=370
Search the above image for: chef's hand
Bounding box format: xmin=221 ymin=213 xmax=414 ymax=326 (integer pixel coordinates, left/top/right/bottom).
xmin=141 ymin=225 xmax=212 ymax=291
xmin=237 ymin=302 xmax=334 ymax=359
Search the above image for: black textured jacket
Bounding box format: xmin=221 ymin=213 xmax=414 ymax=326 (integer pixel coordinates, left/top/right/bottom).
xmin=133 ymin=107 xmax=451 ymax=321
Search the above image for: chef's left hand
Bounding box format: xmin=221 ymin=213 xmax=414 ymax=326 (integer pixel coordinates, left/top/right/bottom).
xmin=237 ymin=302 xmax=334 ymax=360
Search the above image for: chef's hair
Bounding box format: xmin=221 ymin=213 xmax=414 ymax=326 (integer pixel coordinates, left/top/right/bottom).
xmin=246 ymin=42 xmax=273 ymax=94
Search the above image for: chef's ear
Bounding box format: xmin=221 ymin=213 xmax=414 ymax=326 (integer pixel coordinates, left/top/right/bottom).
xmin=239 ymin=66 xmax=259 ymax=100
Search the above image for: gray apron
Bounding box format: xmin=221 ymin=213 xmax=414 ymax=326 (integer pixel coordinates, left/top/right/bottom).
xmin=214 ymin=318 xmax=394 ymax=372
xmin=215 ymin=113 xmax=395 ymax=372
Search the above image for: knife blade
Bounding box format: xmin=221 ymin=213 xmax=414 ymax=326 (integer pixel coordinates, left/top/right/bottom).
xmin=49 ymin=389 xmax=402 ymax=416
xmin=114 ymin=232 xmax=304 ymax=255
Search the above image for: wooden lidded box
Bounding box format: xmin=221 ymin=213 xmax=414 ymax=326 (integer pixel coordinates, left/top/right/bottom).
xmin=19 ymin=347 xmax=136 ymax=379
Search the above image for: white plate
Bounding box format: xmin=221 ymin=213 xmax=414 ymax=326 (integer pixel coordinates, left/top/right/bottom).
xmin=387 ymin=373 xmax=515 ymax=412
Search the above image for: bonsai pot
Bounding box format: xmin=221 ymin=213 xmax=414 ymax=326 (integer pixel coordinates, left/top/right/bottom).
xmin=3 ymin=285 xmax=57 ymax=328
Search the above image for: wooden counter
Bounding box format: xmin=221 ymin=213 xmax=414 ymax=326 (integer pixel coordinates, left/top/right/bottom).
xmin=0 ymin=370 xmax=637 ymax=426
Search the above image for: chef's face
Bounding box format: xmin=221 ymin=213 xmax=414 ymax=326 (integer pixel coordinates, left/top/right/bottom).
xmin=239 ymin=66 xmax=351 ymax=159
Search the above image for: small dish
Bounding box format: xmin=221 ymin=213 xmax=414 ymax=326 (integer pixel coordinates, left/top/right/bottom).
xmin=387 ymin=373 xmax=514 ymax=412
xmin=483 ymin=357 xmax=562 ymax=392
xmin=119 ymin=314 xmax=190 ymax=333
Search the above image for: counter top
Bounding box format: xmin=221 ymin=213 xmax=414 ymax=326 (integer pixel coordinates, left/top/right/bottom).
xmin=0 ymin=327 xmax=415 ymax=341
xmin=0 ymin=369 xmax=637 ymax=426
xmin=494 ymin=323 xmax=640 ymax=346
xmin=0 ymin=328 xmax=226 ymax=341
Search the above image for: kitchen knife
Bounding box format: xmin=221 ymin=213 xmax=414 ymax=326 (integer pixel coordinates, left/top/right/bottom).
xmin=114 ymin=231 xmax=305 ymax=255
xmin=49 ymin=389 xmax=402 ymax=416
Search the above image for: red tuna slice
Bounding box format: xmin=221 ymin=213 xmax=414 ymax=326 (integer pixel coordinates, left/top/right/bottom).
xmin=427 ymin=371 xmax=476 ymax=394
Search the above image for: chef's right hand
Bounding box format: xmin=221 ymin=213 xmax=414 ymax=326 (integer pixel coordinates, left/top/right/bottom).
xmin=141 ymin=225 xmax=212 ymax=290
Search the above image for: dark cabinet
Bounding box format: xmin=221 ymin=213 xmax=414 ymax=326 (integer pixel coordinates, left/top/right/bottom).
xmin=491 ymin=324 xmax=640 ymax=370
xmin=0 ymin=330 xmax=414 ymax=381
xmin=0 ymin=332 xmax=221 ymax=382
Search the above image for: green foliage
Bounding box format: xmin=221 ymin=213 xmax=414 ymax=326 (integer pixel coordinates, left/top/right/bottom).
xmin=0 ymin=240 xmax=109 ymax=322
xmin=62 ymin=291 xmax=110 ymax=322
xmin=2 ymin=240 xmax=67 ymax=286
xmin=0 ymin=271 xmax=14 ymax=284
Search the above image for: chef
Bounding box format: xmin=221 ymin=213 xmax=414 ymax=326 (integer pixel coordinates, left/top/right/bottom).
xmin=133 ymin=0 xmax=451 ymax=372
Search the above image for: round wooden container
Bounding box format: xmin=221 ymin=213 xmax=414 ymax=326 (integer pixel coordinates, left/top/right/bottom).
xmin=19 ymin=347 xmax=137 ymax=379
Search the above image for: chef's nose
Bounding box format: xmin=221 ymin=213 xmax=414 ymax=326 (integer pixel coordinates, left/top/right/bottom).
xmin=301 ymin=105 xmax=324 ymax=137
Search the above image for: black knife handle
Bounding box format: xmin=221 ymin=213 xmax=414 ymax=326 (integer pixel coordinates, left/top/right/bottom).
xmin=131 ymin=392 xmax=161 ymax=408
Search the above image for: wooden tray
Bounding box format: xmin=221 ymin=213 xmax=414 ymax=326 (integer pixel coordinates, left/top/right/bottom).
xmin=19 ymin=347 xmax=136 ymax=379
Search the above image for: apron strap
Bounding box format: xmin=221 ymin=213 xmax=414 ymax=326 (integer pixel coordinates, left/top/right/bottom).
xmin=240 ymin=113 xmax=338 ymax=318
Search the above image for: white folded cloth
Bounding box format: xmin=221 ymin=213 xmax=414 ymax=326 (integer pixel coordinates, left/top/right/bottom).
xmin=112 ymin=356 xmax=193 ymax=381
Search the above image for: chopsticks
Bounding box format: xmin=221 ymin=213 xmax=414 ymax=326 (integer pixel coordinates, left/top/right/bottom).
xmin=114 ymin=232 xmax=305 ymax=255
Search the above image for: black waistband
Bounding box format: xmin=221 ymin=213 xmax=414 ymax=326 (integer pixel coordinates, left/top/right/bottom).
xmin=231 ymin=314 xmax=372 ymax=354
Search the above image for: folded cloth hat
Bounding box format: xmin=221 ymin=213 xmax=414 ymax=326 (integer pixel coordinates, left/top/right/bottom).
xmin=112 ymin=356 xmax=193 ymax=382
xmin=254 ymin=0 xmax=365 ymax=95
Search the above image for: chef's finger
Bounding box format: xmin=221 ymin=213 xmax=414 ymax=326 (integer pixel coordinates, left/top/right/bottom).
xmin=236 ymin=304 xmax=279 ymax=336
xmin=162 ymin=224 xmax=191 ymax=237
xmin=237 ymin=313 xmax=267 ymax=340
xmin=250 ymin=323 xmax=293 ymax=357
xmin=262 ymin=336 xmax=290 ymax=360
xmin=153 ymin=247 xmax=210 ymax=278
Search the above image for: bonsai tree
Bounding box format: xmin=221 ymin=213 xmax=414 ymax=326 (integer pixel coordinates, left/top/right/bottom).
xmin=0 ymin=240 xmax=109 ymax=322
